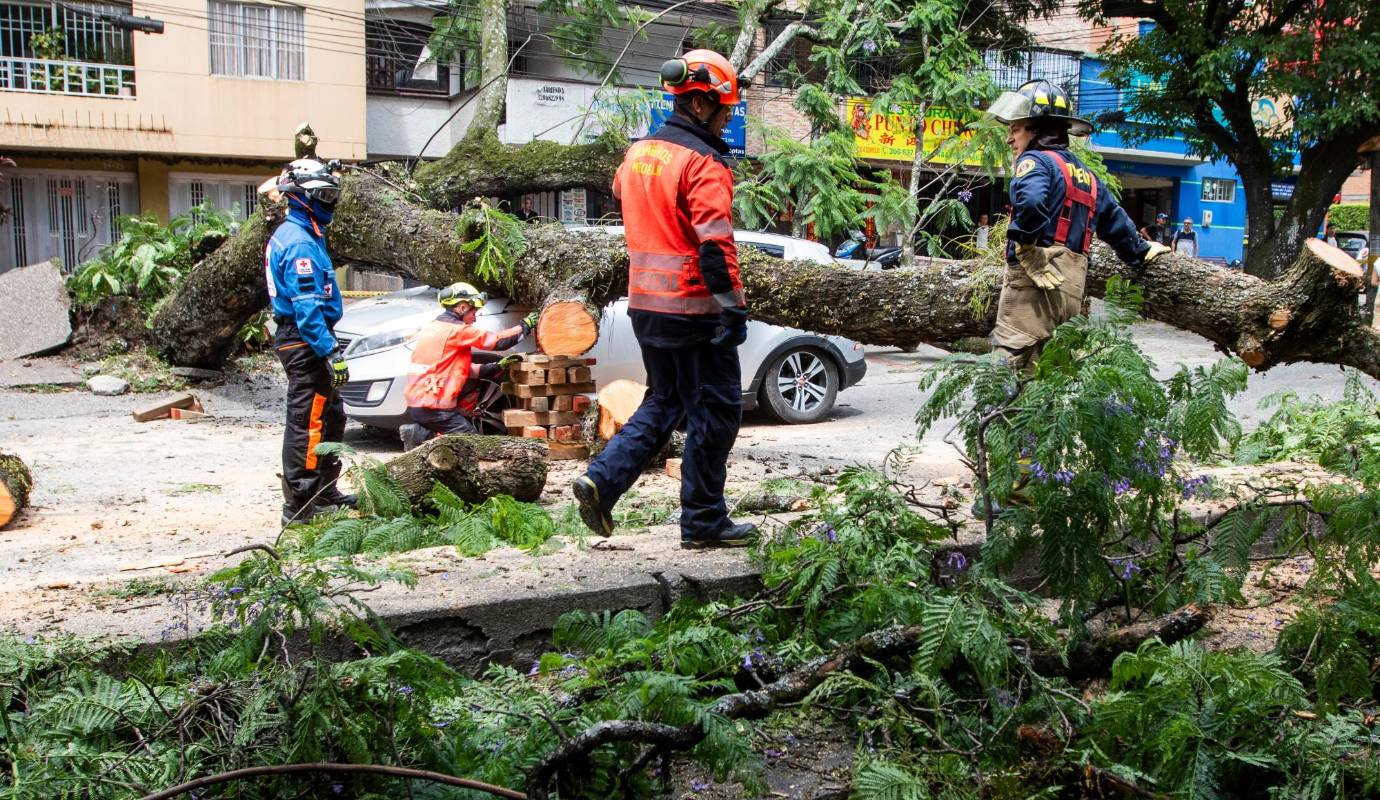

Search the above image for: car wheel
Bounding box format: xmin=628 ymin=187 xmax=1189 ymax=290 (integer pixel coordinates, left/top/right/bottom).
xmin=759 ymin=347 xmax=838 ymax=424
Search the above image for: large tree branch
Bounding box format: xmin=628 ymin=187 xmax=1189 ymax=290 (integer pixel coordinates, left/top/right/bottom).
xmin=525 ymin=605 xmax=1208 ymax=799
xmin=740 ymin=19 xmax=819 ymax=84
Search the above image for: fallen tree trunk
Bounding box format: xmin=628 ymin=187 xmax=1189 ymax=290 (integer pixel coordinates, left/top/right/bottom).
xmin=386 ymin=433 xmax=547 ymax=507
xmin=0 ymin=450 xmax=32 ymax=529
xmin=153 ymin=167 xmax=1380 ymax=383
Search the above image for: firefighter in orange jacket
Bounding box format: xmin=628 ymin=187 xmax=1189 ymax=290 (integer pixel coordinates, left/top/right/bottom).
xmin=400 ymin=282 xmax=536 ymax=449
xmin=572 ymin=49 xmax=756 ymax=550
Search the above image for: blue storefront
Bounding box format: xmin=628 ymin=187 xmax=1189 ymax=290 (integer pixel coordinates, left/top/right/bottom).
xmin=1079 ymin=58 xmax=1250 ymax=263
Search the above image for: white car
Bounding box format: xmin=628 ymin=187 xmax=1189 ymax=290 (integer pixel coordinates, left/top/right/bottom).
xmin=335 ymin=231 xmax=866 ymax=430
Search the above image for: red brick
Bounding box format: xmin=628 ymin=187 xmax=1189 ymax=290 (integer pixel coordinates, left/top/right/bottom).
xmin=521 ymin=426 xmax=548 ymax=439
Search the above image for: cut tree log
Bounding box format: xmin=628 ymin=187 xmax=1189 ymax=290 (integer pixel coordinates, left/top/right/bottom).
xmin=594 ymin=379 xmax=646 ymax=441
xmin=385 ymin=433 xmax=547 ymax=507
xmin=0 ymin=450 xmax=33 ymax=529
xmin=535 ymin=298 xmax=601 ymax=356
xmin=153 ymin=170 xmax=1380 ymax=384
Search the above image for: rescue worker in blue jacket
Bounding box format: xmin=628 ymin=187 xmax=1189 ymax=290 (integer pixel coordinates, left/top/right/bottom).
xmin=266 ymin=158 xmax=354 ymax=526
xmin=986 ymin=80 xmax=1171 ymax=370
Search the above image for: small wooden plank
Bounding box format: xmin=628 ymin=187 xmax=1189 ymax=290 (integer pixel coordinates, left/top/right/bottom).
xmin=568 ymin=366 xmax=592 ymax=383
xmin=552 ymin=394 xmax=573 ymax=412
xmin=547 ymin=367 xmax=568 ymax=385
xmin=502 ymin=381 xmax=598 ymax=398
xmin=572 ymin=394 xmax=592 ymax=414
xmin=502 ymin=409 xmax=582 ymax=427
xmin=527 ymin=396 xmax=549 ymax=412
xmin=545 ymin=442 xmax=589 ymax=461
xmin=552 ymin=425 xmax=576 ymax=442
xmin=665 ymin=458 xmax=683 ymax=480
xmin=169 ymin=408 xmax=209 ymax=421
xmin=132 ymin=391 xmax=197 ymax=422
xmin=521 ymin=426 xmax=548 ymax=439
xmin=511 ymin=369 xmax=547 ymax=386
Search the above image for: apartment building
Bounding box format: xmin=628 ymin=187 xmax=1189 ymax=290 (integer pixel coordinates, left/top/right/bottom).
xmin=0 ymin=0 xmax=366 ymax=272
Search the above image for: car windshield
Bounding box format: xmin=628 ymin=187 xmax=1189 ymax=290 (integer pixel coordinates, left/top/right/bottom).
xmin=1336 ymin=235 xmax=1365 ymax=257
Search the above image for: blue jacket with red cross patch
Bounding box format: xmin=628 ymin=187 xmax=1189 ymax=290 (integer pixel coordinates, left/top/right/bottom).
xmin=266 ymin=207 xmax=343 ymax=357
xmin=1006 ymin=147 xmax=1148 ymax=267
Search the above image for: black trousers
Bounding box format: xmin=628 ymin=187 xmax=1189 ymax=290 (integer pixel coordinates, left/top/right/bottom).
xmin=408 ymin=406 xmax=477 ymax=436
xmin=275 ymin=322 xmax=346 ymax=509
xmin=584 ymin=337 xmax=741 ymax=540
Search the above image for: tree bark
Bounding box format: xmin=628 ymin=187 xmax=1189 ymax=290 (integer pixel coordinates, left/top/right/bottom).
xmin=386 ymin=433 xmax=547 ymax=507
xmin=153 ymin=165 xmax=1380 ymax=383
xmin=0 ymin=450 xmax=32 ymax=529
xmin=464 ymin=0 xmax=509 ymax=144
xmin=414 ymin=134 xmax=628 ymax=210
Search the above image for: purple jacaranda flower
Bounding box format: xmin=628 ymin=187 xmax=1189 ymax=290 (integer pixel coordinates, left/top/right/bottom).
xmin=1115 ymin=558 xmax=1141 ymax=581
xmin=227 ymin=586 xmax=244 ymax=595
xmin=1053 ymin=470 xmax=1075 ymax=486
xmin=996 ymin=689 xmax=1016 ymax=708
xmin=528 ymin=660 xmax=540 ymax=676
xmin=958 ymin=189 xmax=974 ymax=203
xmin=1111 ymin=477 xmax=1132 ymax=495
xmin=861 ymin=39 xmax=877 ymax=54
xmin=1179 ymin=475 xmax=1211 ymax=499
xmin=766 ymin=747 xmax=785 ymax=759
xmin=330 ymin=783 xmax=344 ymax=796
xmin=946 ymin=551 xmax=968 ymax=572
xmin=1030 ymin=462 xmax=1048 ymax=481
xmin=397 ymin=685 xmax=414 ymax=697
xmin=691 ymin=779 xmax=712 ymax=792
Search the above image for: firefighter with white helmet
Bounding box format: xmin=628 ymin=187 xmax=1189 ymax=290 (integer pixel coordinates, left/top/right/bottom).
xmin=266 ymin=157 xmax=354 ymax=525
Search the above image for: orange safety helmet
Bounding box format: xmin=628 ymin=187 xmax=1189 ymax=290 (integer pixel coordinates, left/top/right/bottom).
xmin=660 ymin=49 xmax=740 ymax=106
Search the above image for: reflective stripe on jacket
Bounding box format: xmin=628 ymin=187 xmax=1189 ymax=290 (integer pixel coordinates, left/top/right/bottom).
xmin=615 ymin=115 xmax=745 ymax=317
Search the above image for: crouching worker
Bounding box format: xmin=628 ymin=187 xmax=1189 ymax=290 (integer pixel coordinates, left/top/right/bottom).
xmin=400 ymin=282 xmax=537 ymax=449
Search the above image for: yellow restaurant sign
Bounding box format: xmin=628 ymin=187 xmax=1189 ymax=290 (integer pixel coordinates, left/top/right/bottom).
xmin=845 ymin=97 xmax=979 ymax=165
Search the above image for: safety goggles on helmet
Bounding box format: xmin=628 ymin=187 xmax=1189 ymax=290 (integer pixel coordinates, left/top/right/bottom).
xmin=277 ymin=158 xmax=342 ymax=207
xmin=438 ymin=282 xmax=487 ymax=309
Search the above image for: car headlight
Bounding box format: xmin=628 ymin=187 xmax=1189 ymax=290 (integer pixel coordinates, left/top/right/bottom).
xmin=346 ymin=328 xmax=417 ymax=358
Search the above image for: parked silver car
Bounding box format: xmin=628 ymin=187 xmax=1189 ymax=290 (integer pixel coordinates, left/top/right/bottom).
xmin=335 ymin=233 xmax=866 ymax=429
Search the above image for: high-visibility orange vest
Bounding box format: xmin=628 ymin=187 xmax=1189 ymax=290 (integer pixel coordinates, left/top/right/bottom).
xmin=405 ymin=313 xmax=502 ymax=410
xmin=614 ymin=117 xmax=745 ymax=316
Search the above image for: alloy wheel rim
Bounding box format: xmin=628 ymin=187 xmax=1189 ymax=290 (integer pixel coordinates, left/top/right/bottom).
xmin=775 ymin=351 xmax=828 ymax=413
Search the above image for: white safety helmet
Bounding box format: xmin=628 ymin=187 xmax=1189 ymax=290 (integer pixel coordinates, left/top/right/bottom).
xmin=275 ymin=158 xmax=342 ymax=207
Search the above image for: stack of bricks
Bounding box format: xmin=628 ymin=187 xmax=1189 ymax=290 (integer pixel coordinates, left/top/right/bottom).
xmin=502 ymin=355 xmax=596 ymax=460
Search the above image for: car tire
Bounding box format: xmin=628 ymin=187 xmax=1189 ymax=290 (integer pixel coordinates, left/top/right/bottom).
xmin=759 ymin=347 xmax=839 ymax=424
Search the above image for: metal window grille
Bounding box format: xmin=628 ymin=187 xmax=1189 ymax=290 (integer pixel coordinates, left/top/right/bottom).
xmin=8 ymin=179 xmax=26 ymax=266
xmin=983 ymin=48 xmax=1082 ymax=107
xmin=47 ymin=177 xmax=79 ymax=269
xmin=208 ymin=1 xmax=304 ymax=80
xmin=0 ymin=2 xmax=135 ymax=96
xmin=1201 ymin=177 xmax=1236 ymax=203
xmin=106 ymin=179 xmax=120 ymax=240
xmin=242 ymin=183 xmax=257 ymax=218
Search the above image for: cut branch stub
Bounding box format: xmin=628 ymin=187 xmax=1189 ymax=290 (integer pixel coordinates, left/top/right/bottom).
xmin=0 ymin=450 xmax=33 ymax=529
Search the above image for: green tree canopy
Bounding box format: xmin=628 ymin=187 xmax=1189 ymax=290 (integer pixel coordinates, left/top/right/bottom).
xmin=1081 ymin=0 xmax=1380 ymax=277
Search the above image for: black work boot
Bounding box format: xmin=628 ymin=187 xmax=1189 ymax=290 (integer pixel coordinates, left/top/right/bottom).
xmin=319 ymin=489 xmax=358 ymax=509
xmin=572 ymin=475 xmax=614 ymax=538
xmin=681 ymin=522 xmax=757 ymax=550
xmin=281 ymin=502 xmax=316 ymax=528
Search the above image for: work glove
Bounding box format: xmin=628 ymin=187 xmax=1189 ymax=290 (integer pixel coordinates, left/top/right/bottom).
xmin=328 ymin=351 xmax=350 ymax=389
xmin=497 ymin=354 xmax=520 ymax=370
xmin=1142 ymin=241 xmax=1172 ymax=264
xmin=1015 ymin=243 xmax=1063 ymax=290
xmin=521 ymin=311 xmax=540 ymax=334
xmin=711 ymin=306 xmax=750 ymax=348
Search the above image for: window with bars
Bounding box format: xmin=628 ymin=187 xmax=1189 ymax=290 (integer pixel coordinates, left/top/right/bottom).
xmin=366 ymin=18 xmax=452 ymax=95
xmin=1201 ymin=177 xmax=1236 ymax=203
xmin=983 ymin=48 xmax=1082 ymax=105
xmin=0 ymin=2 xmax=133 ymax=63
xmin=169 ymin=175 xmax=260 ymax=221
xmin=208 ymin=1 xmax=304 ymax=80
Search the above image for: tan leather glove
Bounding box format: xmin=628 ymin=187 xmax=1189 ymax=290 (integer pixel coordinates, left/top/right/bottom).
xmin=1015 ymin=243 xmax=1064 ymax=290
xmin=1143 ymin=241 xmax=1172 ymax=264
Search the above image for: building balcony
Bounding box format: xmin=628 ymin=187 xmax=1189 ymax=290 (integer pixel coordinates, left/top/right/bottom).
xmin=0 ymin=56 xmax=135 ymax=98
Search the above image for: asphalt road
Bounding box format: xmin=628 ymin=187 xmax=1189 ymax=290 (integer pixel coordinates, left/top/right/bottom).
xmin=737 ymin=302 xmax=1380 ymax=479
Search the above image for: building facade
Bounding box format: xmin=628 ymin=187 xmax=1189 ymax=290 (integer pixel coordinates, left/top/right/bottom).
xmin=0 ymin=0 xmax=366 ymax=272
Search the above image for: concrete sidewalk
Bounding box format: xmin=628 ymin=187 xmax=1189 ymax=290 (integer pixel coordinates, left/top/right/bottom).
xmin=3 ymin=526 xmax=762 ymax=675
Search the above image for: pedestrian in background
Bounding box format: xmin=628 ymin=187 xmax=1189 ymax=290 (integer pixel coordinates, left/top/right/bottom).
xmin=974 ymin=213 xmax=991 ymax=250
xmin=1172 ymin=218 xmax=1199 ymax=258
xmin=1140 ymin=212 xmax=1171 ymax=246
